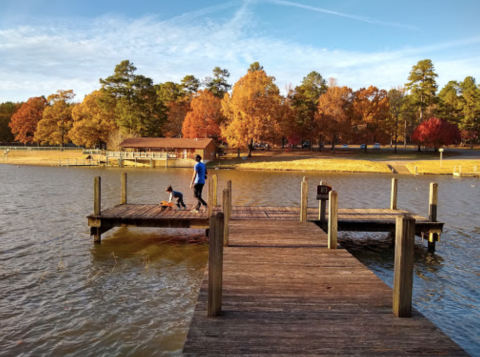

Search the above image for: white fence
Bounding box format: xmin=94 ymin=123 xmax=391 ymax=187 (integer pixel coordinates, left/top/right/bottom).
xmin=106 ymin=151 xmax=177 ymax=159
xmin=0 ymin=146 xmax=83 ymax=151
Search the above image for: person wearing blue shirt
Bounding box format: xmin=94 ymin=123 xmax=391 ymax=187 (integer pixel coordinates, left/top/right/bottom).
xmin=190 ymin=154 xmax=208 ymax=213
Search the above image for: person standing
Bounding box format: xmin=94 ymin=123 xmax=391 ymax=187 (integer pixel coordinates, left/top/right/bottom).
xmin=190 ymin=154 xmax=208 ymax=213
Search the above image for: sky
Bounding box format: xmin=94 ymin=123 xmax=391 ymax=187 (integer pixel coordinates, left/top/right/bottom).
xmin=0 ymin=0 xmax=479 ymax=102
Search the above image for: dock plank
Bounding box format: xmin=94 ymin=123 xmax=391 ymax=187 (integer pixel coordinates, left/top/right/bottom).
xmin=182 ymin=220 xmax=467 ymax=356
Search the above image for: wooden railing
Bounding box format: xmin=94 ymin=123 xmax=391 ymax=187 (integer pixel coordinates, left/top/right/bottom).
xmin=105 ymin=151 xmax=177 ymax=159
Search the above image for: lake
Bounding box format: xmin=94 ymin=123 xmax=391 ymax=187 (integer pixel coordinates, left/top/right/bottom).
xmin=0 ymin=164 xmax=479 ymax=356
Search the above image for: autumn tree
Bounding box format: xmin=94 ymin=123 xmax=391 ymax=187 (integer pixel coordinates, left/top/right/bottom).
xmin=69 ymin=90 xmax=117 ymax=148
xmin=411 ymin=117 xmax=461 ymax=150
xmin=163 ymin=99 xmax=191 ymax=137
xmin=182 ymin=90 xmax=224 ymax=139
xmin=9 ymin=97 xmax=46 ymax=144
xmin=316 ymin=81 xmax=353 ymax=150
xmin=203 ymin=67 xmax=231 ymax=98
xmin=35 ymin=90 xmax=75 ymax=146
xmin=290 ymin=71 xmax=328 ymax=150
xmin=221 ymin=70 xmax=282 ymax=157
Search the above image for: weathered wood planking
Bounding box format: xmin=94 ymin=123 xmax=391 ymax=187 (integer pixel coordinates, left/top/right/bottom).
xmin=182 ymin=220 xmax=467 ymax=356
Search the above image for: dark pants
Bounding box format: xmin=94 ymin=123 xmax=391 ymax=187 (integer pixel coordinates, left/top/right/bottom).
xmin=193 ymin=183 xmax=207 ymax=210
xmin=175 ymin=195 xmax=186 ymax=209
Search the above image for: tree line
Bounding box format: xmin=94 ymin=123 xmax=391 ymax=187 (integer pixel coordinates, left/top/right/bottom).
xmin=1 ymin=59 xmax=479 ymax=154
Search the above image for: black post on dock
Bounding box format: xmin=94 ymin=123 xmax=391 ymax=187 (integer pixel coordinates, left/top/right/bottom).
xmin=208 ymin=212 xmax=225 ymax=317
xmin=93 ymin=176 xmax=102 ymax=243
xmin=393 ymin=215 xmax=415 ymax=317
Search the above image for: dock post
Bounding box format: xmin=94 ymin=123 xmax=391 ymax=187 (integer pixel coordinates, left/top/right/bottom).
xmin=208 ymin=212 xmax=225 ymax=317
xmin=227 ymin=180 xmax=232 ymax=213
xmin=222 ymin=189 xmax=230 ymax=246
xmin=328 ymin=190 xmax=338 ymax=249
xmin=121 ymin=172 xmax=127 ymax=204
xmin=393 ymin=215 xmax=415 ymax=317
xmin=207 ymin=176 xmax=214 ymax=216
xmin=213 ymin=174 xmax=218 ymax=206
xmin=318 ymin=180 xmax=327 ymax=223
xmin=300 ymin=177 xmax=308 ymax=222
xmin=391 ymin=178 xmax=398 ymax=210
xmin=93 ymin=176 xmax=102 ymax=243
xmin=428 ymin=182 xmax=438 ymax=250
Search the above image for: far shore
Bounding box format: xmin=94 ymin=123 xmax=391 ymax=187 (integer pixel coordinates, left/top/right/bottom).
xmin=2 ymin=146 xmax=480 ymax=175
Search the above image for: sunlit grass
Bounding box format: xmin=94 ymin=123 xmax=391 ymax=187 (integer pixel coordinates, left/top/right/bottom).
xmin=406 ymin=160 xmax=480 ymax=175
xmin=226 ymin=158 xmax=391 ymax=173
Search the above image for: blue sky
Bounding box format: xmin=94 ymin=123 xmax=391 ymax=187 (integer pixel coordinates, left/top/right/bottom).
xmin=1 ymin=0 xmax=479 ymax=102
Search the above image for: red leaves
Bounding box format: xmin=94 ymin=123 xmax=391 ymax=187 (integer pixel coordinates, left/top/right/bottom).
xmin=9 ymin=97 xmax=47 ymax=143
xmin=411 ymin=117 xmax=461 ymax=148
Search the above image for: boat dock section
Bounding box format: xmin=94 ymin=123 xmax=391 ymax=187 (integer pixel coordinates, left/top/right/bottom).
xmin=182 ymin=220 xmax=467 ymax=356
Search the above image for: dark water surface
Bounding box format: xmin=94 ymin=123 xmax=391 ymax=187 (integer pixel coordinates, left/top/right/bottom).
xmin=0 ymin=165 xmax=479 ymax=356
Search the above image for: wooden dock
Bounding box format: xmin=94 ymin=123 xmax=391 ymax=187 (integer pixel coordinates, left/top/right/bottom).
xmin=182 ymin=219 xmax=467 ymax=356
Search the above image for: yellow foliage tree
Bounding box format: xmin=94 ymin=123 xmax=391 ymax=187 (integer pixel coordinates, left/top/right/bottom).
xmin=35 ymin=90 xmax=76 ymax=146
xmin=221 ymin=70 xmax=282 ymax=156
xmin=182 ymin=90 xmax=223 ymax=138
xmin=69 ymin=90 xmax=117 ymax=148
xmin=316 ymin=82 xmax=353 ymax=150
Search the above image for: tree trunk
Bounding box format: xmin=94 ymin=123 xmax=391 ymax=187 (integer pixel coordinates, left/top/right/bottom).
xmin=404 ymin=119 xmax=407 ymax=148
xmin=318 ymin=136 xmax=322 ymax=152
xmin=282 ymin=137 xmax=285 ymax=149
xmin=247 ymin=139 xmax=254 ymax=157
xmin=394 ymin=116 xmax=398 ymax=154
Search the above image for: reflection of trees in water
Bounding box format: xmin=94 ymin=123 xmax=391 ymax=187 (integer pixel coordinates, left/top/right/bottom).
xmin=338 ymin=232 xmax=445 ymax=277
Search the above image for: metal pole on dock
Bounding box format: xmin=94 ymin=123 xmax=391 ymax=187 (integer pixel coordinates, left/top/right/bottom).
xmin=222 ymin=188 xmax=231 ymax=246
xmin=300 ymin=177 xmax=308 ymax=222
xmin=393 ymin=215 xmax=415 ymax=317
xmin=428 ymin=182 xmax=438 ymax=250
xmin=328 ymin=190 xmax=338 ymax=249
xmin=121 ymin=172 xmax=127 ymax=204
xmin=391 ymin=178 xmax=398 ymax=210
xmin=208 ymin=212 xmax=225 ymax=317
xmin=319 ymin=180 xmax=327 ymax=223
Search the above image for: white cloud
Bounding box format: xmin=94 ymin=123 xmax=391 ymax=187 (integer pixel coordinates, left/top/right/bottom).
xmin=0 ymin=1 xmax=478 ymax=102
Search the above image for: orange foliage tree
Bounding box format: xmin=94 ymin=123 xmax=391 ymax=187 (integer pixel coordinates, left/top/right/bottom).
xmin=163 ymin=99 xmax=190 ymax=137
xmin=316 ymin=82 xmax=353 ymax=150
xmin=9 ymin=97 xmax=47 ymax=144
xmin=221 ymin=70 xmax=282 ymax=156
xmin=352 ymin=86 xmax=390 ymax=151
xmin=182 ymin=89 xmax=224 ymax=139
xmin=35 ymin=90 xmax=76 ymax=146
xmin=69 ymin=90 xmax=117 ymax=148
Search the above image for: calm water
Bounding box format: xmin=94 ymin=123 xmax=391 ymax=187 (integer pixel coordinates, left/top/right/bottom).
xmin=0 ymin=165 xmax=479 ymax=356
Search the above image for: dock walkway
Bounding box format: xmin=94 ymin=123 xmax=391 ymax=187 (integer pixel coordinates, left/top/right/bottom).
xmin=183 ymin=220 xmax=467 ymax=356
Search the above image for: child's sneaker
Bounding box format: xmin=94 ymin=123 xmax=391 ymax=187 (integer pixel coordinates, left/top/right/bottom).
xmin=190 ymin=209 xmax=199 ymax=213
xmin=201 ymin=206 xmax=208 ymax=213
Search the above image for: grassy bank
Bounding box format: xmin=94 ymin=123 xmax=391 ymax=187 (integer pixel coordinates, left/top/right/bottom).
xmin=213 ymin=157 xmax=391 ymax=173
xmin=1 ymin=150 xmax=87 ymax=166
xmin=406 ymin=160 xmax=480 ymax=175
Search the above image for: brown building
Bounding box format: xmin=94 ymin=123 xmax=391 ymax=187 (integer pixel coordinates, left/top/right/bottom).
xmin=119 ymin=138 xmax=217 ymax=163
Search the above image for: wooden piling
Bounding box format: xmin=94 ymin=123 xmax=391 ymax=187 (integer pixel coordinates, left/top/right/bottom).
xmin=391 ymin=178 xmax=398 ymax=210
xmin=93 ymin=176 xmax=101 ymax=243
xmin=208 ymin=212 xmax=225 ymax=317
xmin=393 ymin=215 xmax=415 ymax=317
xmin=319 ymin=180 xmax=327 ymax=222
xmin=227 ymin=180 xmax=232 ymax=212
xmin=213 ymin=174 xmax=218 ymax=206
xmin=428 ymin=182 xmax=438 ymax=250
xmin=328 ymin=190 xmax=338 ymax=249
xmin=121 ymin=172 xmax=127 ymax=204
xmin=300 ymin=177 xmax=308 ymax=222
xmin=222 ymin=189 xmax=231 ymax=246
xmin=207 ymin=176 xmax=214 ymax=216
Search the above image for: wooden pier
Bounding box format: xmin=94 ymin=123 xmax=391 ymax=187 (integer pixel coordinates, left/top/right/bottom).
xmin=182 ymin=219 xmax=467 ymax=356
xmin=85 ymin=174 xmax=468 ymax=355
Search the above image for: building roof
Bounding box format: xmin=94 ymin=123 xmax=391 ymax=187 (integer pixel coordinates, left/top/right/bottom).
xmin=120 ymin=138 xmax=215 ymax=149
